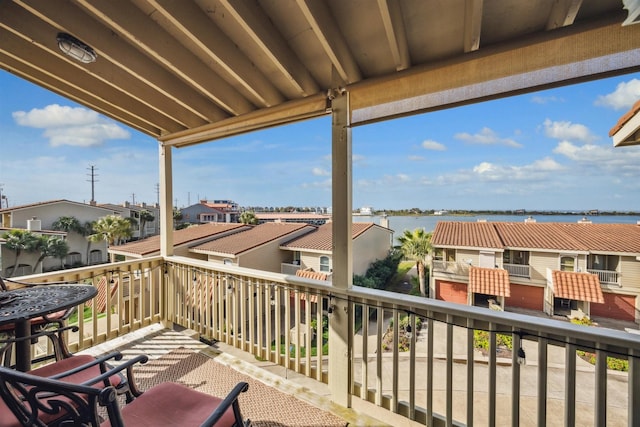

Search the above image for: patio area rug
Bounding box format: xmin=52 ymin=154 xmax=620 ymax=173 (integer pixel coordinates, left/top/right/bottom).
xmin=133 ymin=348 xmax=348 ymax=427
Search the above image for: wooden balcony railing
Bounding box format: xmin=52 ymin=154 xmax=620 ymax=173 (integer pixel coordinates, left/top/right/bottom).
xmin=18 ymin=256 xmax=640 ymax=426
xmin=432 ymin=260 xmax=470 ymax=275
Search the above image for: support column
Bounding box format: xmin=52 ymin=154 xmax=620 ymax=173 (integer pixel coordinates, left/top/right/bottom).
xmin=159 ymin=142 xmax=174 ymax=329
xmin=329 ymin=88 xmax=352 ymax=407
xmin=159 ymin=143 xmax=174 ymax=257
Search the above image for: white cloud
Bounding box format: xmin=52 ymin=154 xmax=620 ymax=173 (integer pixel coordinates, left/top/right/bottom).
xmin=421 ymin=139 xmax=446 ymax=151
xmin=470 ymin=157 xmax=564 ymax=182
xmin=553 ymin=141 xmax=640 ymax=176
xmin=12 ymin=104 xmax=129 ymax=147
xmin=312 ymin=167 xmax=330 ymax=176
xmin=454 ymin=127 xmax=522 ymax=148
xmin=531 ymin=95 xmax=564 ymax=104
xmin=542 ymin=119 xmax=596 ymax=143
xmin=408 ymin=155 xmax=425 ymax=161
xmin=595 ymin=79 xmax=640 ymax=110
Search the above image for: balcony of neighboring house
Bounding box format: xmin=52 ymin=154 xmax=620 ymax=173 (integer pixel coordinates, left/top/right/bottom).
xmin=587 ymin=254 xmax=621 ymax=286
xmin=5 ymin=256 xmax=639 ymax=426
xmin=432 ymin=248 xmax=471 ymax=276
xmin=503 ymin=250 xmax=531 ymax=278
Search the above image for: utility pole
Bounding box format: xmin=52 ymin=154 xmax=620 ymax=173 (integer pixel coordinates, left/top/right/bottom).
xmin=87 ymin=165 xmax=98 ymax=205
xmin=131 ymin=193 xmax=136 ymax=205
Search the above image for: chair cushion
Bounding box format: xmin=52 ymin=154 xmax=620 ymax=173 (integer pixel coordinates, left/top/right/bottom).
xmin=0 ymin=399 xmax=20 ymax=427
xmin=101 ymin=382 xmax=237 ymax=427
xmin=29 ymin=355 xmax=123 ymax=388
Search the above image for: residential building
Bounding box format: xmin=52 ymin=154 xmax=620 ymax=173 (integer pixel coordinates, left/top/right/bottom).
xmin=280 ymin=222 xmax=393 ymax=277
xmin=254 ymin=212 xmax=329 ymax=226
xmin=99 ymin=202 xmax=161 ymax=240
xmin=179 ymin=200 xmax=240 ymax=224
xmin=0 ymin=200 xmax=114 ymax=275
xmin=190 ymin=222 xmax=316 ymax=271
xmin=109 ymin=222 xmax=249 ymax=260
xmin=431 ymin=220 xmax=640 ymax=323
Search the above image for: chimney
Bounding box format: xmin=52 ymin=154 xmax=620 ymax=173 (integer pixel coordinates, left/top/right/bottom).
xmin=27 ymin=217 xmax=41 ymax=231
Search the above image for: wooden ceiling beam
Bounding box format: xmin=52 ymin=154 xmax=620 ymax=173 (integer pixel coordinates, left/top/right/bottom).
xmin=216 ymin=0 xmax=320 ymax=97
xmin=76 ymin=0 xmax=250 ymax=116
xmin=295 ymin=0 xmax=361 ymax=85
xmin=377 ymin=0 xmax=410 ymax=71
xmin=146 ymin=0 xmax=284 ymax=108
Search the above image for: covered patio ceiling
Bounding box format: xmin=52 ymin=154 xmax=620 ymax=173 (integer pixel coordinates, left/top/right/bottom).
xmin=2 ymin=1 xmax=640 ymax=148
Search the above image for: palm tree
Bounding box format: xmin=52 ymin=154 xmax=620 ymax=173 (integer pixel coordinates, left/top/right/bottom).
xmin=81 ymin=221 xmax=96 ymax=264
xmin=52 ymin=216 xmax=82 ymax=235
xmin=2 ymin=229 xmax=39 ymax=277
xmin=33 ymin=236 xmax=70 ymax=272
xmin=239 ymin=211 xmax=258 ymax=225
xmin=89 ymin=215 xmax=133 ymax=262
xmin=138 ymin=209 xmax=155 ymax=238
xmin=397 ymin=228 xmax=433 ymax=297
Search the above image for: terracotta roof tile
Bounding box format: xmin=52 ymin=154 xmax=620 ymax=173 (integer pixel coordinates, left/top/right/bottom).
xmin=469 ymin=266 xmax=510 ymax=297
xmin=281 ymin=222 xmax=385 ymax=251
xmin=113 ymin=223 xmax=247 ymax=256
xmin=295 ymin=269 xmax=328 ymax=281
xmin=433 ymin=221 xmax=640 ymax=254
xmin=192 ymin=222 xmax=315 ymax=256
xmin=609 ymin=99 xmax=640 ymax=137
xmin=431 ymin=221 xmax=503 ymax=249
xmin=552 ymin=270 xmax=604 ymax=303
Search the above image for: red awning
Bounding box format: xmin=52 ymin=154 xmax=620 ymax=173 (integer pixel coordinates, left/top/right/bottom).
xmin=552 ymin=270 xmax=604 ymax=303
xmin=469 ymin=266 xmax=511 ymax=297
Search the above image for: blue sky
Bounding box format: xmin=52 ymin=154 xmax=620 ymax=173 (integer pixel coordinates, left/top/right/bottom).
xmin=1 ymin=70 xmax=640 ymax=212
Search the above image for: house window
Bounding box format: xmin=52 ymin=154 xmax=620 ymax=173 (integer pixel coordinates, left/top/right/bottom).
xmin=66 ymin=252 xmax=82 ymax=266
xmin=560 ymin=256 xmax=575 ymax=272
xmin=223 ymin=258 xmax=234 ymax=265
xmin=319 ymin=256 xmax=330 ymax=272
xmin=503 ymin=250 xmax=529 ymax=265
xmin=588 ymin=254 xmax=618 ymax=271
xmin=89 ymin=250 xmax=102 ymax=264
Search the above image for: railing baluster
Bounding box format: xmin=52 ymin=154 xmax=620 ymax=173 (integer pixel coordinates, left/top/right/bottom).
xmin=392 ymin=308 xmax=399 ymax=413
xmin=537 ymin=335 xmax=548 ymax=427
xmin=630 ymin=350 xmax=640 ymax=426
xmin=409 ymin=311 xmax=416 ymax=420
xmin=595 ymin=348 xmax=607 ymax=426
xmin=426 ymin=314 xmax=434 ymax=427
xmin=446 ymin=315 xmax=453 ymax=426
xmin=488 ymin=323 xmax=496 ymax=427
xmin=511 ymin=331 xmax=521 ymax=427
xmin=376 ymin=303 xmax=383 ymax=407
xmin=361 ymin=303 xmax=369 ymax=399
xmin=467 ymin=320 xmax=475 ymax=427
xmin=564 ymin=340 xmax=576 ymax=426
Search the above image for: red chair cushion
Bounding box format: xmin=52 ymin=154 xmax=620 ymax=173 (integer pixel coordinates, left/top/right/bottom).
xmin=29 ymin=355 xmax=123 ymax=388
xmin=101 ymin=382 xmax=237 ymax=427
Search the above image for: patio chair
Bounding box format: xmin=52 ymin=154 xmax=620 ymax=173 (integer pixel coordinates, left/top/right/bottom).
xmin=0 ymin=361 xmax=250 ymax=427
xmin=0 ymin=277 xmax=76 ymax=353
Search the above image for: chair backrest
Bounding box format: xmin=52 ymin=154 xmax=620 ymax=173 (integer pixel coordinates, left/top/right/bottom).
xmin=0 ymin=365 xmax=120 ymax=427
xmin=0 ymin=277 xmax=7 ymax=292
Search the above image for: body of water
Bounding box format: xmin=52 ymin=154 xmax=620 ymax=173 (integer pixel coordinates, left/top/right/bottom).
xmin=353 ymin=214 xmax=640 ymax=242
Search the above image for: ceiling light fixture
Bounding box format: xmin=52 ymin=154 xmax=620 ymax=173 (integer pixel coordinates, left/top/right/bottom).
xmin=56 ymin=33 xmax=97 ymax=63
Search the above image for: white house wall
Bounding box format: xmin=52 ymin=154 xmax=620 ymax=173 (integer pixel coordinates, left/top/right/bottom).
xmin=352 ymin=228 xmax=392 ymax=276
xmin=620 ymin=256 xmax=640 ymax=291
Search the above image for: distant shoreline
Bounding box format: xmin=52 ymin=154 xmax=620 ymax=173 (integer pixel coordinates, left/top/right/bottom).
xmin=370 ymin=211 xmax=640 ymax=217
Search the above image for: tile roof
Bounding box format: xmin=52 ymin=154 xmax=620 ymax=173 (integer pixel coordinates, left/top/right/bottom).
xmin=256 ymin=213 xmax=329 ymax=220
xmin=112 ymin=223 xmax=247 ymax=256
xmin=431 ymin=221 xmax=503 ymax=249
xmin=281 ymin=222 xmax=387 ymax=251
xmin=552 ymin=270 xmax=604 ymax=303
xmin=468 ymin=266 xmax=510 ymax=297
xmin=295 ymin=269 xmax=328 ymax=281
xmin=433 ymin=221 xmax=640 ymax=254
xmin=192 ymin=222 xmax=315 ymax=256
xmin=609 ymin=99 xmax=640 ymax=137
xmin=0 ymin=199 xmax=114 ymax=214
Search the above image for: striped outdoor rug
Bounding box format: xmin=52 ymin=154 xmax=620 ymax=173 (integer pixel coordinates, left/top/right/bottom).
xmin=133 ymin=348 xmax=348 ymax=427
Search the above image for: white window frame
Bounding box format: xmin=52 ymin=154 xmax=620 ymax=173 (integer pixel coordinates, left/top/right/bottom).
xmin=319 ymin=256 xmax=331 ymax=272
